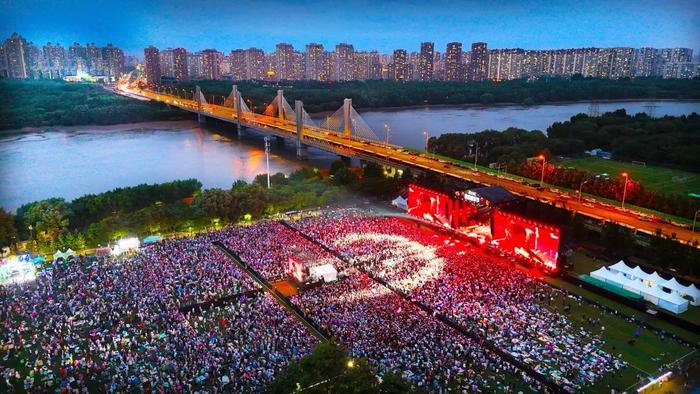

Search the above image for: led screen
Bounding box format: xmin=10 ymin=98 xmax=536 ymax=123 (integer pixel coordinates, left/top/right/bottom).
xmin=491 ymin=210 xmax=560 ymax=271
xmin=407 ymin=184 xmax=476 ymax=229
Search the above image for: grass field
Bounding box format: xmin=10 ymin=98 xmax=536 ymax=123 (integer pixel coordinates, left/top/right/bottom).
xmin=559 ymin=157 xmax=700 ymax=196
xmin=543 ymin=290 xmax=697 ymax=393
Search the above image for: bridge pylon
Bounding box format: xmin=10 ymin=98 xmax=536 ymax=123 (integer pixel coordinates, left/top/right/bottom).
xmin=195 ymin=85 xmax=206 ymax=124
xmin=295 ymin=100 xmax=308 ymax=160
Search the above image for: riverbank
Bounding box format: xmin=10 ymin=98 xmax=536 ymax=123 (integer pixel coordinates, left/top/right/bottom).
xmin=342 ymin=97 xmax=700 ymax=116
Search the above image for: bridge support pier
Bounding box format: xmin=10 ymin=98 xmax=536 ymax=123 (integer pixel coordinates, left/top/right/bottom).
xmin=197 ymin=113 xmax=206 ymax=124
xmin=295 ymin=100 xmax=307 ymax=160
xmin=296 ymin=145 xmax=309 ymax=160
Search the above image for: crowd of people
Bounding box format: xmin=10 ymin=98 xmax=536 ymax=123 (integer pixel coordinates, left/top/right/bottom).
xmin=0 ymin=232 xmax=317 ymax=393
xmin=2 ymin=207 xmax=687 ymax=393
xmin=220 ymin=218 xmax=540 ymax=392
xmin=287 ymin=209 xmax=627 ymax=391
xmin=219 ymin=221 xmax=347 ymax=281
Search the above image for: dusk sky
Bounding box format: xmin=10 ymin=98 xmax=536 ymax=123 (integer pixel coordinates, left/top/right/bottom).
xmin=2 ymin=0 xmax=699 ymax=57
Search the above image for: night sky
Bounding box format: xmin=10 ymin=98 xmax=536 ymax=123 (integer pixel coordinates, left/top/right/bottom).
xmin=1 ymin=0 xmax=698 ymax=57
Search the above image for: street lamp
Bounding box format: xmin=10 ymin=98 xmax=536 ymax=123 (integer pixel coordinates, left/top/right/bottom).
xmin=264 ymin=136 xmax=271 ymax=189
xmin=621 ymin=172 xmax=630 ymax=208
xmin=539 ymin=154 xmax=546 ymax=187
xmin=578 ymin=174 xmax=606 ymax=203
xmin=422 ymin=130 xmax=429 ymax=152
xmin=472 ymin=141 xmax=479 ymax=170
xmin=383 ymin=123 xmax=391 ymax=150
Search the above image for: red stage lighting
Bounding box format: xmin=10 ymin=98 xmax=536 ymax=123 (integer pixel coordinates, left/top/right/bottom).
xmin=406 ymin=184 xmax=476 ymax=229
xmin=491 ymin=210 xmax=560 ymax=271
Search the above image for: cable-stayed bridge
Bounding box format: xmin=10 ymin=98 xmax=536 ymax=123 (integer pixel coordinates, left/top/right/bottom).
xmin=114 ymin=79 xmax=699 ymax=248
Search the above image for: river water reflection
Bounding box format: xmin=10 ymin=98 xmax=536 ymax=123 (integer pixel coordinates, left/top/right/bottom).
xmin=1 ymin=100 xmax=698 ymax=210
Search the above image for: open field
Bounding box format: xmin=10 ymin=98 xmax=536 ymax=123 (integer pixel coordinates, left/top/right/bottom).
xmin=559 ymin=157 xmax=700 ymax=196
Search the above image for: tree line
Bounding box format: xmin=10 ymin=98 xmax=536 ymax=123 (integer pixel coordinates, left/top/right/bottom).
xmin=427 ymin=111 xmax=700 ymax=219
xmin=3 ymin=77 xmax=699 ymax=130
xmin=0 ymin=80 xmax=189 ymax=130
xmin=0 ymin=162 xmax=407 ymax=254
xmin=175 ymin=77 xmax=700 ymax=114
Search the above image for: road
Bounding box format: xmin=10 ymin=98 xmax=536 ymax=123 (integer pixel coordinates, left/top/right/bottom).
xmin=119 ymin=86 xmax=700 ymax=248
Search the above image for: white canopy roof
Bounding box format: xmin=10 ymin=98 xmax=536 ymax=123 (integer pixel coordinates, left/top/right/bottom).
xmin=687 ymin=284 xmax=700 ymax=298
xmin=647 ymin=271 xmax=668 ymax=286
xmin=631 ymin=265 xmax=650 ymax=280
xmin=664 ymin=277 xmax=688 ymax=292
xmin=609 ymin=260 xmax=635 ymax=276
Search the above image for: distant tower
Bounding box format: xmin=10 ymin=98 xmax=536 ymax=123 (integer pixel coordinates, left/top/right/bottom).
xmin=588 ymin=101 xmax=600 ymax=117
xmin=642 ymin=102 xmax=658 ymax=118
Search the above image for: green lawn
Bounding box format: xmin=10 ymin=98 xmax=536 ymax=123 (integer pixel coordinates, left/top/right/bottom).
xmin=559 ymin=157 xmax=700 ymax=196
xmin=542 ymin=291 xmax=697 ymax=393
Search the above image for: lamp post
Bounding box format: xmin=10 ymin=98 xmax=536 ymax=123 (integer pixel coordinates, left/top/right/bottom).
xmin=422 ymin=130 xmax=429 ymax=152
xmin=472 ymin=142 xmax=479 ymax=170
xmin=621 ymin=172 xmax=629 ymax=208
xmin=264 ymin=136 xmax=271 ymax=189
xmin=539 ymin=154 xmax=546 ymax=187
xmin=577 ymin=174 xmax=606 ymax=203
xmin=383 ymin=123 xmax=391 ymax=151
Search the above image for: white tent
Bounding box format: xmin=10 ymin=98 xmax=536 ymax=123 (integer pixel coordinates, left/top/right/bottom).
xmin=647 ymin=271 xmax=668 ymax=288
xmin=631 ymin=265 xmax=650 ymax=281
xmin=609 ymin=260 xmax=635 ymax=278
xmin=686 ymin=284 xmax=700 ymax=306
xmin=309 ymin=264 xmax=338 ymax=283
xmin=664 ymin=277 xmax=688 ymax=292
xmin=590 ymin=267 xmax=612 ymax=282
xmin=658 ymin=290 xmax=689 ymax=314
xmin=53 ymin=249 xmax=76 ymax=261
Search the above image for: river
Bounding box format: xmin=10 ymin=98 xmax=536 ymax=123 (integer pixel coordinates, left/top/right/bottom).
xmin=1 ymin=100 xmax=698 ymax=211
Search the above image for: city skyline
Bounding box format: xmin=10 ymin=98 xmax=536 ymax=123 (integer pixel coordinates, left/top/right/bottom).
xmin=2 ymin=0 xmax=699 ymax=57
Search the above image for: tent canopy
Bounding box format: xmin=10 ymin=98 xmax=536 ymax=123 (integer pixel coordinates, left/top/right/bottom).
xmin=609 ymin=261 xmax=635 ymax=276
xmin=309 ymin=264 xmax=337 ymax=283
xmin=143 ymin=235 xmax=164 ymax=244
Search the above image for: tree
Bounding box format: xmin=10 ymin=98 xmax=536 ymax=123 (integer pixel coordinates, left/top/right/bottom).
xmin=269 ymin=341 xmax=416 ymax=394
xmin=195 ymin=188 xmax=234 ymax=220
xmin=0 ymin=208 xmax=18 ymax=248
xmin=25 ymin=200 xmax=70 ymax=240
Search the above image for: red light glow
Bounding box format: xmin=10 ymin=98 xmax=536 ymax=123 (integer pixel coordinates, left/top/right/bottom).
xmin=491 ymin=210 xmax=560 ymax=271
xmin=407 ymin=184 xmax=476 ymax=229
xmin=287 ymin=257 xmax=305 ymax=282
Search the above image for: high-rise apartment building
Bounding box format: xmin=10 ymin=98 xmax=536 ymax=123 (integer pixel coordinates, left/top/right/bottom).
xmin=187 ymin=52 xmax=203 ymax=80
xmin=245 ymin=48 xmax=265 ymax=80
xmin=610 ymin=47 xmax=634 ymax=79
xmin=144 ymin=46 xmax=161 ymax=84
xmin=445 ymin=42 xmax=462 ymax=81
xmin=43 ymin=42 xmax=66 ymax=78
xmin=0 ymin=44 xmax=8 ymax=78
xmin=334 ymin=43 xmax=355 ymax=81
xmin=488 ymin=48 xmax=523 ymax=81
xmin=304 ymin=43 xmax=324 ymax=80
xmin=103 ymin=44 xmax=124 ymax=80
xmin=468 ymin=42 xmax=488 ymax=81
xmin=4 ymin=33 xmax=28 ymax=79
xmin=633 ymin=48 xmax=657 ymax=77
xmin=172 ymin=48 xmax=188 ymax=81
xmin=201 ymin=49 xmax=222 ymax=80
xmin=273 ymin=43 xmax=294 ymax=81
xmin=159 ymin=49 xmax=175 ymax=78
xmin=418 ymin=42 xmax=434 ymax=81
xmin=230 ymin=49 xmax=246 ymax=81
xmin=392 ymin=49 xmax=408 ymax=81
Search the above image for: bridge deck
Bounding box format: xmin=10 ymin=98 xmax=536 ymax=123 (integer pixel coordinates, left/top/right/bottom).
xmin=120 ymin=87 xmax=699 ymax=248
